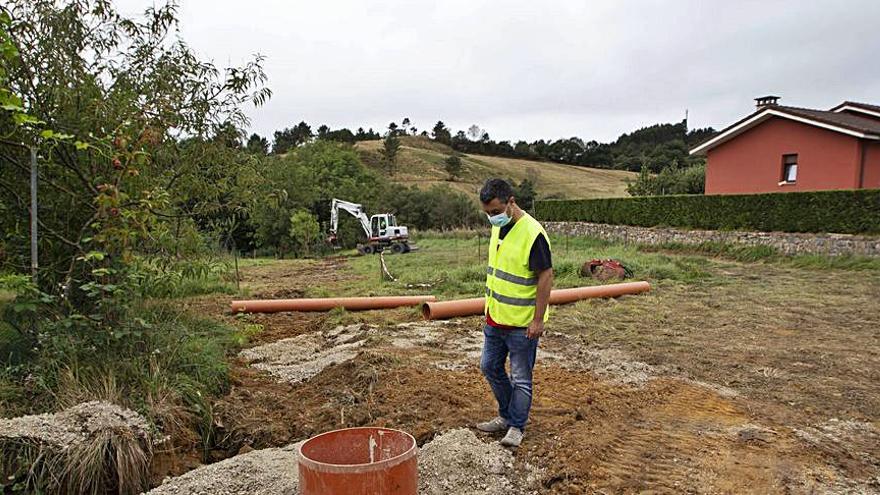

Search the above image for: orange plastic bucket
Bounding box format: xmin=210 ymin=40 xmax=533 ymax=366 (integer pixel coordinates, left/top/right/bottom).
xmin=298 ymin=427 xmax=418 ymax=495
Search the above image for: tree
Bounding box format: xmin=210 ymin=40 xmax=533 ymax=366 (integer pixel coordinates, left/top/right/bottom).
xmin=316 ymin=124 xmax=330 ymax=139
xmin=432 ymin=121 xmax=452 ymax=144
xmin=273 ymin=121 xmax=313 ymax=153
xmin=388 ymin=122 xmax=399 ymax=136
xmin=252 ymin=141 xmax=382 ymax=254
xmin=325 ymin=128 xmax=355 ymax=143
xmin=246 ymin=133 xmax=269 ymax=155
xmin=467 ymin=124 xmax=484 ymax=141
xmin=514 ymin=141 xmax=533 ymax=158
xmin=0 ymin=0 xmax=270 ymax=297
xmin=289 ymin=209 xmax=320 ymax=257
xmin=512 ymin=178 xmax=536 ymax=211
xmin=213 ymin=121 xmax=244 ymax=149
xmin=444 ymin=155 xmax=463 ymax=181
xmin=381 ymin=184 xmax=483 ymax=230
xmin=401 ymin=117 xmax=411 ymax=135
xmin=380 ymin=133 xmax=401 ymax=176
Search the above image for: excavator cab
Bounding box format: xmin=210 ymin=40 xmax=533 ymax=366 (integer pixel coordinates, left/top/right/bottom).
xmin=370 ymin=214 xmax=397 ymax=238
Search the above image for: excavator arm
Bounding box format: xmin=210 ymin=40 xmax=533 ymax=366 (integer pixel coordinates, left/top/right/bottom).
xmin=329 ymin=198 xmax=372 ymax=239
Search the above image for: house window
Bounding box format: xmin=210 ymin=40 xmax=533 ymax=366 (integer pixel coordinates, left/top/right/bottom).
xmin=782 ymin=154 xmax=798 ymax=183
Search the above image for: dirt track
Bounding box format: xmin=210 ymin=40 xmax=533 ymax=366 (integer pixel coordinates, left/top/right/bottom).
xmin=159 ymin=257 xmax=880 ymax=494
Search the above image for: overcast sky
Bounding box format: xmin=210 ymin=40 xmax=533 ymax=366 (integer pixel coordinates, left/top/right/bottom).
xmin=118 ymin=0 xmax=880 ymax=143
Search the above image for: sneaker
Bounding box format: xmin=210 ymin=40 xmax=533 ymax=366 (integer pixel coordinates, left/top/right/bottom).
xmin=500 ymin=427 xmax=524 ymax=447
xmin=475 ymin=416 xmax=508 ymax=433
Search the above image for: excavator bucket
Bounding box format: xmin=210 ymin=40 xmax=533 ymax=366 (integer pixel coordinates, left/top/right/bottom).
xmin=326 ymin=233 xmax=342 ymax=249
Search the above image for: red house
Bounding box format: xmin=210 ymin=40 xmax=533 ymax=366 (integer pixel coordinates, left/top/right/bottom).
xmin=690 ymin=97 xmax=880 ymax=195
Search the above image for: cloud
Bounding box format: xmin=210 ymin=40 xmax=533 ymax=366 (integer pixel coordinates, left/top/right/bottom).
xmin=116 ymin=0 xmax=880 ymax=142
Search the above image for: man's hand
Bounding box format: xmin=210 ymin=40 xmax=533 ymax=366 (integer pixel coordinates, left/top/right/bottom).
xmin=527 ymin=319 xmax=544 ymax=339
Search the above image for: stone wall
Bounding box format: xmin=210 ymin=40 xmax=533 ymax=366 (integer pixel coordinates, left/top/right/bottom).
xmin=544 ymin=222 xmax=880 ymax=257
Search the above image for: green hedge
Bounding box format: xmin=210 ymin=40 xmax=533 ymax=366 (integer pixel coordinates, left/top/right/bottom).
xmin=535 ymin=189 xmax=880 ymax=234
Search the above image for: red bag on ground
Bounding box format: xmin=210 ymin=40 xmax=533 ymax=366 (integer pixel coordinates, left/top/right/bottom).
xmin=581 ymin=259 xmax=633 ymax=281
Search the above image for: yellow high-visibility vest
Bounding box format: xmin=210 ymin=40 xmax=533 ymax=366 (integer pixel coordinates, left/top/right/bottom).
xmin=485 ymin=212 xmax=551 ymax=327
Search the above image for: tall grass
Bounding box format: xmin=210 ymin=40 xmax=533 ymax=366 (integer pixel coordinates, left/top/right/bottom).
xmin=1 ymin=401 xmax=154 ymax=495
xmin=129 ymin=256 xmax=236 ymax=298
xmin=0 ymin=300 xmax=258 ymax=492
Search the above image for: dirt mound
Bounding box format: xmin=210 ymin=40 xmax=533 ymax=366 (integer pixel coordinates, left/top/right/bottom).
xmin=0 ymin=401 xmax=156 ymax=494
xmin=419 ymin=428 xmax=540 ymax=494
xmin=0 ymin=400 xmax=153 ymax=448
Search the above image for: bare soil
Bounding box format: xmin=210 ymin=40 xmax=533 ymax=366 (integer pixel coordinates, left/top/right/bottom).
xmin=156 ymin=255 xmax=880 ymax=494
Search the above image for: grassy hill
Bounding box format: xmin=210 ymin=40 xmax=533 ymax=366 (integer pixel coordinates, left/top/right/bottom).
xmin=355 ymin=136 xmax=636 ymax=200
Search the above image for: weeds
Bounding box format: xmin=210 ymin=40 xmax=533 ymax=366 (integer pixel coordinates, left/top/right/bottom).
xmin=0 ymin=300 xmax=257 ymax=492
xmin=1 ymin=401 xmax=155 ymax=495
xmin=129 ymin=256 xmax=236 ymax=298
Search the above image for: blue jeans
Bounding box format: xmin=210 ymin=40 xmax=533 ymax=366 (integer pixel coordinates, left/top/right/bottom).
xmin=479 ymin=323 xmax=539 ymax=430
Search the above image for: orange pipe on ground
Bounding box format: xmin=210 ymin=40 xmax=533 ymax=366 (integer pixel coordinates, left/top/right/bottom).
xmin=547 ymin=281 xmax=651 ymax=304
xmin=420 ymin=281 xmax=651 ymax=320
xmin=420 ymin=297 xmax=484 ymax=321
xmin=230 ymin=295 xmax=436 ymax=314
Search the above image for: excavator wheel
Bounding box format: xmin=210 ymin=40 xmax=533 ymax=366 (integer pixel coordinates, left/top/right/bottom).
xmin=402 ymin=243 xmax=412 ymax=253
xmin=361 ymin=245 xmax=374 ymax=255
xmin=391 ymin=243 xmax=405 ymax=254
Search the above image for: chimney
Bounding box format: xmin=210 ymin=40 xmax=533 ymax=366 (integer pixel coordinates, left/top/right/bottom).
xmin=755 ymin=95 xmax=780 ymax=109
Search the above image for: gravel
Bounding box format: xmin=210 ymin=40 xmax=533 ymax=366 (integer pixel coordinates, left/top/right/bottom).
xmin=1 ymin=401 xmax=156 ymax=494
xmin=0 ymin=400 xmax=154 ymax=452
xmin=146 ymin=428 xmax=540 ymax=495
xmin=239 ymin=324 xmax=368 ymax=383
xmin=146 ymin=443 xmax=303 ymax=495
xmin=419 ymin=428 xmax=540 ymax=495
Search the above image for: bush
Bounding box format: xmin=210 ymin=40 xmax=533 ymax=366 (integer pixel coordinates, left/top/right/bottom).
xmin=289 ymin=210 xmax=320 ymax=257
xmin=626 ymin=164 xmax=705 ymax=196
xmin=128 ymin=256 xmax=234 ymax=298
xmin=444 ymin=154 xmax=463 ymax=181
xmin=535 ymin=189 xmax=880 ymax=234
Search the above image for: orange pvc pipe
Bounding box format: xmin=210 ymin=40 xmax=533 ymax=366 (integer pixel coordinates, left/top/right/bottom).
xmin=420 ymin=281 xmax=651 ymax=320
xmin=230 ymin=295 xmax=436 ymax=314
xmin=298 ymin=427 xmax=417 ymax=495
xmin=421 ymin=297 xmax=484 ymax=321
xmin=548 ymin=281 xmax=651 ymax=304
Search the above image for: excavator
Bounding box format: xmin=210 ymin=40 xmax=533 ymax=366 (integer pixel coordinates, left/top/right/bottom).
xmin=327 ymin=198 xmax=413 ymax=255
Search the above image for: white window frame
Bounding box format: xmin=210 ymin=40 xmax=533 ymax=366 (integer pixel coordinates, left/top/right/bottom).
xmin=781 ymin=154 xmax=798 ymax=184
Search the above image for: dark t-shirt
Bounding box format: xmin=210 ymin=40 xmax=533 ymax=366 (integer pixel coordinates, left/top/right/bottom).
xmin=487 ymin=219 xmax=552 ymax=329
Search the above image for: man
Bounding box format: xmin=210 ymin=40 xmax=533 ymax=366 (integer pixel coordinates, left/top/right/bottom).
xmin=475 ymin=178 xmax=553 ymax=448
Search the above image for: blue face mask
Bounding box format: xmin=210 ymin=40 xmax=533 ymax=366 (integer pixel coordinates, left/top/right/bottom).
xmin=487 ymin=204 xmax=512 ymax=227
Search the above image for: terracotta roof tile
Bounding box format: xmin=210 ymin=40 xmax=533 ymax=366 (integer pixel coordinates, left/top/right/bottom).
xmin=830 ymin=101 xmax=880 ymax=114
xmin=776 ymin=105 xmax=880 ymax=135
